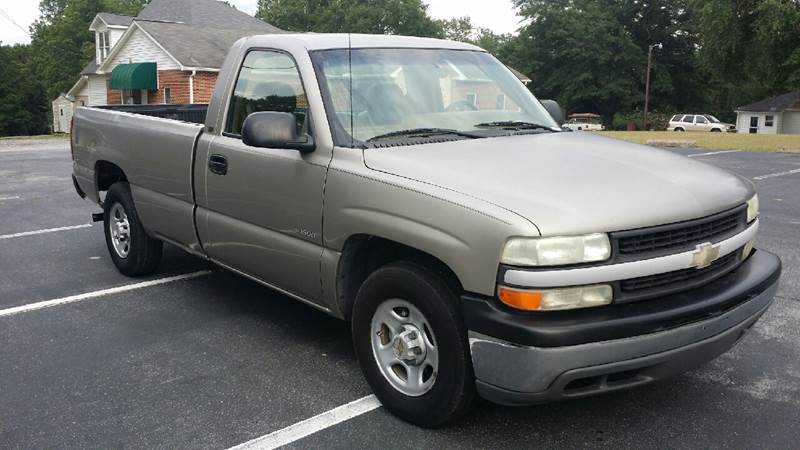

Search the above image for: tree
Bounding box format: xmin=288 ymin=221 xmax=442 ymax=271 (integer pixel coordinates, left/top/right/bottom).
xmin=438 ymin=16 xmax=474 ymax=42
xmin=0 ymin=44 xmax=50 ymax=136
xmin=508 ymin=0 xmax=643 ymax=124
xmin=255 ymin=0 xmax=441 ymax=37
xmin=690 ymin=0 xmax=800 ymax=115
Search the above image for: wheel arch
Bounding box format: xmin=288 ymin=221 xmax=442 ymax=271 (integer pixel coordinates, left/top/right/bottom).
xmin=335 ymin=234 xmax=464 ymax=320
xmin=95 ymin=160 xmax=128 ymax=202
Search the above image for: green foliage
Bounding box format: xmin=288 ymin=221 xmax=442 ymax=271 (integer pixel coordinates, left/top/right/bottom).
xmin=507 ymin=0 xmax=645 ymax=124
xmin=438 ymin=16 xmax=474 ymax=41
xmin=0 ymin=0 xmax=149 ymax=136
xmin=690 ymin=0 xmax=800 ymax=113
xmin=0 ymin=45 xmax=50 ymax=136
xmin=255 ymin=0 xmax=441 ymax=36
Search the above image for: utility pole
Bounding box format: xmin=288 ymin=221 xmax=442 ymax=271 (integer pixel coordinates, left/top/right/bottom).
xmin=643 ymin=43 xmax=662 ymax=131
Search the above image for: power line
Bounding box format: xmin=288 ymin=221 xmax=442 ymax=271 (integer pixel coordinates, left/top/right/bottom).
xmin=0 ymin=7 xmax=30 ymax=36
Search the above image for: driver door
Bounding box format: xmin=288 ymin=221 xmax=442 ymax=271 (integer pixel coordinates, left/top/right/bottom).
xmin=195 ymin=50 xmax=329 ymax=302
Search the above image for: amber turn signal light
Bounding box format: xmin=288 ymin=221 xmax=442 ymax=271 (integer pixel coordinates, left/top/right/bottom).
xmin=498 ymin=287 xmax=543 ymax=311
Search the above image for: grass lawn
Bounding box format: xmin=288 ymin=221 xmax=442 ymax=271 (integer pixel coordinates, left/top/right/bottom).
xmin=596 ymin=131 xmax=800 ymax=152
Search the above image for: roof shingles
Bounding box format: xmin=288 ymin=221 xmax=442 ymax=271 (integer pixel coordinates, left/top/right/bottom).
xmin=106 ymin=0 xmax=284 ymax=70
xmin=737 ymin=91 xmax=800 ymax=112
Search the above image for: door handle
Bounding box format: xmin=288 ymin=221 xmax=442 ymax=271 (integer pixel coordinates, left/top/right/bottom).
xmin=208 ymin=154 xmax=228 ymax=175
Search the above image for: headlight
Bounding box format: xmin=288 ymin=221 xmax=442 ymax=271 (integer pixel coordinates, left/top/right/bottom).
xmin=498 ymin=284 xmax=613 ymax=311
xmin=746 ymin=194 xmax=759 ymax=223
xmin=501 ymin=233 xmax=611 ymax=266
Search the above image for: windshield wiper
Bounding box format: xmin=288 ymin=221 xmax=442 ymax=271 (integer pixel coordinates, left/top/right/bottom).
xmin=366 ymin=128 xmax=483 ymax=142
xmin=474 ymin=121 xmax=560 ymax=132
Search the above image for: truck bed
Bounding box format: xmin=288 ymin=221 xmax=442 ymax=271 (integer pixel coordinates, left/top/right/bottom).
xmin=98 ymin=104 xmax=208 ymax=125
xmin=71 ymin=106 xmax=205 ymax=250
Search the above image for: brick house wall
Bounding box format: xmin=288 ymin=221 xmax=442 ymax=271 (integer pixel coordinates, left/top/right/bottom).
xmin=105 ymin=70 xmax=218 ymax=105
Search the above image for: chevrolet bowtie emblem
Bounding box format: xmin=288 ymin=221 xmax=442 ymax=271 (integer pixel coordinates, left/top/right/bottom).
xmin=690 ymin=242 xmax=721 ymax=269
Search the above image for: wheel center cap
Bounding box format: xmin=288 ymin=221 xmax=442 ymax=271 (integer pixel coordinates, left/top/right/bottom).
xmin=392 ymin=325 xmax=426 ymax=366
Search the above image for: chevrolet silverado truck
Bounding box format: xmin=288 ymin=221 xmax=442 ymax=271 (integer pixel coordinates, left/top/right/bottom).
xmin=71 ymin=34 xmax=781 ymax=427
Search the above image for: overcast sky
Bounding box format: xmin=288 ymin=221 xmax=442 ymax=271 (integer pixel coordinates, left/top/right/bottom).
xmin=0 ymin=0 xmax=522 ymax=46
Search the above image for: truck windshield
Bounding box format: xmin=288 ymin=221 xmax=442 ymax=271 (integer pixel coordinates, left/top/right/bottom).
xmin=311 ymin=48 xmax=558 ymax=146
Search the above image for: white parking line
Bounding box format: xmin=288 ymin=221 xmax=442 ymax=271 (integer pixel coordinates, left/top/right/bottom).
xmin=228 ymin=395 xmax=382 ymax=450
xmin=687 ymin=150 xmax=742 ymax=158
xmin=0 ymin=271 xmax=212 ymax=318
xmin=0 ymin=195 xmax=21 ymax=201
xmin=753 ymin=168 xmax=800 ymax=180
xmin=0 ymin=224 xmax=92 ymax=240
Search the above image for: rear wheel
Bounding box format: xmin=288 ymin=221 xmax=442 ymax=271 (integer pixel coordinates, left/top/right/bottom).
xmin=674 ymin=127 xmax=685 ymax=132
xmin=103 ymin=182 xmax=162 ymax=276
xmin=352 ymin=262 xmax=475 ymax=427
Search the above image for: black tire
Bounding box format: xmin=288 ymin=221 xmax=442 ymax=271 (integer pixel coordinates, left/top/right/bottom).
xmin=103 ymin=182 xmax=162 ymax=276
xmin=351 ymin=261 xmax=475 ymax=427
xmin=711 ymin=128 xmax=722 ymax=132
xmin=674 ymin=127 xmax=685 ymax=132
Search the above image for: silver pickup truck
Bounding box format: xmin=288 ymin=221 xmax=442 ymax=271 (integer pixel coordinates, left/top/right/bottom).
xmin=71 ymin=34 xmax=781 ymax=427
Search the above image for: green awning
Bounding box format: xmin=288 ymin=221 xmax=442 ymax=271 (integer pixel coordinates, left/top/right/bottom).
xmin=109 ymin=62 xmax=157 ymax=90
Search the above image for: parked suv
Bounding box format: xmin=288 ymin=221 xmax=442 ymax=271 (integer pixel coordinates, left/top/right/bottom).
xmin=669 ymin=114 xmax=736 ymax=132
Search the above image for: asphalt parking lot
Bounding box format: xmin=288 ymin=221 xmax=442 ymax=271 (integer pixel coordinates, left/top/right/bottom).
xmin=1 ymin=138 xmax=799 ymax=449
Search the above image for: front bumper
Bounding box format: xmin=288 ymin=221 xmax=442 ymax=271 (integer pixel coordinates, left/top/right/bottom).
xmin=465 ymin=249 xmax=781 ymax=405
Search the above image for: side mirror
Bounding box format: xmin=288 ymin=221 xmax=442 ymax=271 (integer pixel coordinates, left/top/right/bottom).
xmin=540 ymin=99 xmax=564 ymax=125
xmin=241 ymin=111 xmax=315 ymax=153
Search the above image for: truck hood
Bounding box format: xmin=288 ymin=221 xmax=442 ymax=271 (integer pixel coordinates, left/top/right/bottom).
xmin=363 ymin=132 xmax=753 ymax=235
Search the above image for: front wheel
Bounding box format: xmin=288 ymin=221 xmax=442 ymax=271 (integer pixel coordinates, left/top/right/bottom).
xmin=351 ymin=262 xmax=475 ymax=427
xmin=674 ymin=127 xmax=685 ymax=132
xmin=103 ymin=182 xmax=162 ymax=276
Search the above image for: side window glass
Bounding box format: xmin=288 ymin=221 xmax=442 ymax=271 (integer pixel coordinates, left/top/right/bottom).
xmin=226 ymin=50 xmax=308 ymax=136
xmin=683 ymin=115 xmax=694 ymax=123
xmin=696 ymin=116 xmax=708 ymax=124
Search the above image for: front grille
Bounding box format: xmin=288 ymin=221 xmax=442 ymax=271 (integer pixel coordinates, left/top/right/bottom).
xmin=612 ymin=205 xmax=746 ymax=259
xmin=616 ymin=250 xmax=741 ymax=303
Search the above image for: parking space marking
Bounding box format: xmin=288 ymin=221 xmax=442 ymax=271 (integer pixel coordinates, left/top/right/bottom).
xmin=0 ymin=224 xmax=92 ymax=240
xmin=0 ymin=270 xmax=212 ymax=318
xmin=753 ymin=168 xmax=800 ymax=180
xmin=229 ymin=395 xmax=382 ymax=450
xmin=687 ymin=150 xmax=742 ymax=158
xmin=0 ymin=195 xmax=21 ymax=201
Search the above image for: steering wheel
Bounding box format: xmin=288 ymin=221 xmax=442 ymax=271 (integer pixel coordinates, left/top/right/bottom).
xmin=445 ymin=100 xmax=478 ymax=112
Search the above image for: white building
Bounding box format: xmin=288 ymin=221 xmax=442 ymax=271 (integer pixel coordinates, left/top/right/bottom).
xmin=66 ymin=13 xmax=135 ymax=107
xmin=735 ymin=91 xmax=800 ymax=134
xmin=52 ymin=94 xmax=75 ymax=133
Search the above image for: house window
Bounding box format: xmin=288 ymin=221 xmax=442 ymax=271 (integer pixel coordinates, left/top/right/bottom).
xmin=495 ymin=94 xmax=506 ymax=110
xmin=765 ymin=115 xmax=774 ymax=127
xmin=98 ymin=31 xmax=110 ymax=62
xmin=164 ymin=87 xmax=171 ymax=104
xmin=465 ymin=93 xmax=477 ymax=107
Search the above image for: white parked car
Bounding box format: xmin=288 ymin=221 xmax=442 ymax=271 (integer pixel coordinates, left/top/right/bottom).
xmin=668 ymin=114 xmax=736 ymax=132
xmin=562 ymin=114 xmax=604 ymax=131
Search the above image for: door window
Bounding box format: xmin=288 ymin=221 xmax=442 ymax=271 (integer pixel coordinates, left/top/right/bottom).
xmin=226 ymin=50 xmax=308 ymax=136
xmin=749 ymin=116 xmax=759 ymax=134
xmin=695 ymin=116 xmax=708 ymax=124
xmin=682 ymin=115 xmax=694 ymax=123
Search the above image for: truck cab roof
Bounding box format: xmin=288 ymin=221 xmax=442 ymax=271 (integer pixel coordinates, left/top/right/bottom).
xmin=237 ymin=33 xmax=486 ymax=52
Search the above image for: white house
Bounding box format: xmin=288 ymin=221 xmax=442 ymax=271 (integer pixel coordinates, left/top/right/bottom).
xmin=67 ymin=13 xmax=135 ymax=107
xmin=735 ymin=91 xmax=800 ymax=134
